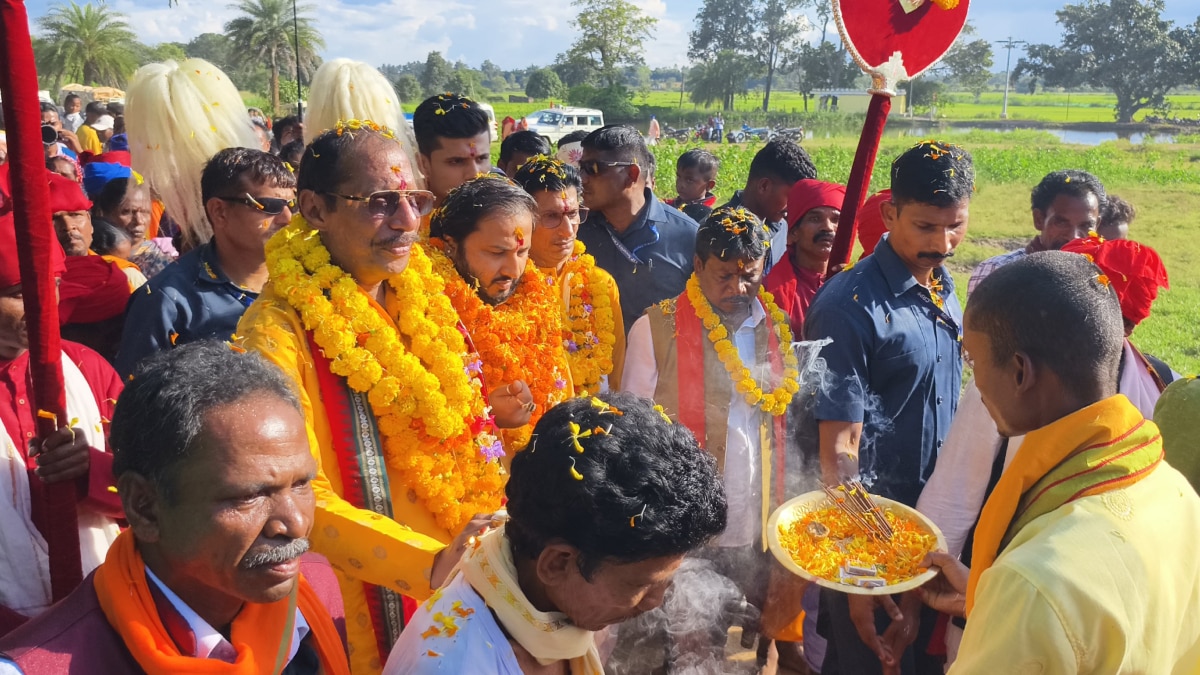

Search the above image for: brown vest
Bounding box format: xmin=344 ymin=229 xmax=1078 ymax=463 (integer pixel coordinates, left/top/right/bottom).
xmin=646 ymin=297 xmax=785 ymax=544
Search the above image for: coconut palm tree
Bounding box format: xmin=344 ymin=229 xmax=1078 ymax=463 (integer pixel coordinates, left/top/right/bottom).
xmin=224 ymin=0 xmax=324 ymax=115
xmin=36 ymin=1 xmax=140 ymax=88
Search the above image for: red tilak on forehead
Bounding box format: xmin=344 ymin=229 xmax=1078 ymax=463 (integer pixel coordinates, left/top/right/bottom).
xmin=390 ymin=165 xmax=409 ymax=190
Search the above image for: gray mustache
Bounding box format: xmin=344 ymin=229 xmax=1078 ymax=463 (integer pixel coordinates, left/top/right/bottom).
xmin=240 ymin=537 xmax=310 ymax=569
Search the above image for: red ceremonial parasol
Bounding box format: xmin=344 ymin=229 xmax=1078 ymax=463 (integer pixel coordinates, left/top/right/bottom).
xmin=0 ymin=0 xmax=83 ymax=598
xmin=826 ymin=0 xmax=971 ymax=273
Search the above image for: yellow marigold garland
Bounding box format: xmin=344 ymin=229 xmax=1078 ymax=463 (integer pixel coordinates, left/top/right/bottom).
xmin=685 ymin=275 xmax=801 ymax=416
xmin=265 ymin=215 xmax=505 ymax=531
xmin=551 ymin=241 xmax=618 ymax=395
xmin=427 ymin=241 xmax=572 ymax=449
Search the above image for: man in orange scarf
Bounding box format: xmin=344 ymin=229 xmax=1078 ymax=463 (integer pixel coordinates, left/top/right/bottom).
xmin=919 ymin=252 xmax=1200 ymax=673
xmin=0 ymin=342 xmax=351 ymax=674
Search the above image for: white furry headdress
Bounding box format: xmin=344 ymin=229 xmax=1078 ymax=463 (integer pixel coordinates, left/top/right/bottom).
xmin=126 ymin=58 xmax=258 ymax=249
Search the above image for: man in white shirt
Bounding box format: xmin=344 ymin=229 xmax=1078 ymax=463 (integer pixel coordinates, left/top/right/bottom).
xmin=0 ymin=342 xmax=351 ymax=674
xmin=622 ymin=205 xmax=802 ymax=666
xmin=385 ymin=393 xmax=727 ymax=674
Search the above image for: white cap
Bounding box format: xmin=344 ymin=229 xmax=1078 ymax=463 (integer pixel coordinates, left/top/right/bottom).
xmin=91 ymin=114 xmax=115 ymax=131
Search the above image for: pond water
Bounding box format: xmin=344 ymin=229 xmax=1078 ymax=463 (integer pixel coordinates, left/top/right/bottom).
xmin=886 ymin=126 xmax=1177 ymax=146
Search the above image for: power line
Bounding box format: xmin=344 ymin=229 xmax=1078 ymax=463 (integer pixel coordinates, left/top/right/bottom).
xmin=995 ymin=37 xmax=1028 ymax=120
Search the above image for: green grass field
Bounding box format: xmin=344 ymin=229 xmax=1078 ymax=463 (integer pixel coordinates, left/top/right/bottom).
xmin=486 ymin=89 xmax=1200 ymax=124
xmin=635 ymin=132 xmax=1200 ymax=374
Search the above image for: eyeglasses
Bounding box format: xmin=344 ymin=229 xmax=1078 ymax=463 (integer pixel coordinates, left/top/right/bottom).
xmin=538 ymin=207 xmax=589 ymax=230
xmin=323 ymin=190 xmax=436 ymax=219
xmin=217 ymin=193 xmax=296 ymax=216
xmin=579 ymin=160 xmax=637 ymax=177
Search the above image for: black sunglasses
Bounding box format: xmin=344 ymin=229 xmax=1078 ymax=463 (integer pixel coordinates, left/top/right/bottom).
xmin=579 ymin=160 xmax=637 ymax=177
xmin=217 ymin=193 xmax=296 ymax=216
xmin=323 ymin=190 xmax=436 ymax=219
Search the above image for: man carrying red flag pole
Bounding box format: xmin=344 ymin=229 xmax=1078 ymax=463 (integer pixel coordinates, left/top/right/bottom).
xmin=0 ymin=0 xmax=124 ymax=636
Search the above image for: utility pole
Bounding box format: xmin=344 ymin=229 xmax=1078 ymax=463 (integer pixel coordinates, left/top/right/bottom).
xmin=293 ymin=0 xmax=303 ymax=121
xmin=996 ymin=37 xmax=1027 ymax=120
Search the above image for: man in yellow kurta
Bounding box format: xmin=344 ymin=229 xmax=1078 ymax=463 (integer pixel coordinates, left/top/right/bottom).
xmin=238 ymin=120 xmax=535 ymax=674
xmin=512 ymin=156 xmax=625 ymax=395
xmin=921 ymin=252 xmax=1200 ymax=673
xmin=427 ymin=174 xmax=574 ymax=452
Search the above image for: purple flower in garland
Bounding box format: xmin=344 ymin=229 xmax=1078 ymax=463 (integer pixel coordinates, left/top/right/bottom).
xmin=464 ymin=358 xmax=484 ymax=376
xmin=480 ymin=438 xmax=506 ymax=461
xmin=555 ymin=377 xmax=567 ymax=390
xmin=566 ymin=340 xmax=579 ymax=353
xmin=583 ymin=304 xmax=594 ymax=313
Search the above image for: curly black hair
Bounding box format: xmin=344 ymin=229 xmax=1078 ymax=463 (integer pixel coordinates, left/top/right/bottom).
xmin=747 ymin=139 xmax=816 ymax=184
xmin=512 ymin=155 xmax=582 ymax=196
xmin=506 ymin=393 xmax=727 ymax=579
xmin=890 ymin=140 xmax=975 ymax=209
xmin=1030 ymin=169 xmax=1107 ymax=214
xmin=695 ymin=206 xmax=770 ymax=263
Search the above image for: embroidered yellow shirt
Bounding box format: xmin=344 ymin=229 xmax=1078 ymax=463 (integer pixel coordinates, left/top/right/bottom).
xmin=239 ymin=282 xmax=450 ymax=675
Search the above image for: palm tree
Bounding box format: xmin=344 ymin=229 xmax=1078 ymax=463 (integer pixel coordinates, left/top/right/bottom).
xmin=36 ymin=1 xmax=140 ymax=88
xmin=224 ymin=0 xmax=324 ymax=115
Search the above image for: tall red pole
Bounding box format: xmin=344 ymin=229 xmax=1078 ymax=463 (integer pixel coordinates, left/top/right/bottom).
xmin=0 ymin=0 xmax=83 ymax=599
xmin=826 ymin=93 xmax=892 ymax=273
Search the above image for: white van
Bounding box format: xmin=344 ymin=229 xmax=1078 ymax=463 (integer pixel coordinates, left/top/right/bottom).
xmin=522 ymin=107 xmax=605 ymax=145
xmin=477 ymin=102 xmax=499 ymax=141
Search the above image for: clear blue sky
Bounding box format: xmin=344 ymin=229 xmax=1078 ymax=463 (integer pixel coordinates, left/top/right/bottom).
xmin=22 ymin=0 xmax=1200 ymax=71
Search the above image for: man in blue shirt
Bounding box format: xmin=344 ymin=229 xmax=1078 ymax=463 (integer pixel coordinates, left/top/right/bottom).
xmin=804 ymin=140 xmax=974 ymax=675
xmin=116 ymin=148 xmax=295 ymax=377
xmin=720 ymin=139 xmax=818 ymax=272
xmin=576 ymin=125 xmax=698 ymax=334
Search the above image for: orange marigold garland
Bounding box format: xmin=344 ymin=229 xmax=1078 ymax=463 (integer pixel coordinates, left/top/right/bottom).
xmin=685 ymin=275 xmax=801 ymax=416
xmin=266 ymin=215 xmax=505 ymax=531
xmin=428 ymin=241 xmax=572 ymax=449
xmin=552 ymin=241 xmax=618 ymax=395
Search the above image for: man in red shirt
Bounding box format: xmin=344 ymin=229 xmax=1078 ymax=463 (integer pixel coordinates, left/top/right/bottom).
xmin=763 ymin=179 xmax=846 ymax=336
xmin=0 ymin=165 xmax=124 ymax=636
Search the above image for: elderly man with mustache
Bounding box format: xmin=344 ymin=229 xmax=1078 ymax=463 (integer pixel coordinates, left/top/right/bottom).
xmin=0 ymin=341 xmax=352 ymax=674
xmin=763 ymin=179 xmax=847 ymax=336
xmin=803 ymin=140 xmax=974 ymax=675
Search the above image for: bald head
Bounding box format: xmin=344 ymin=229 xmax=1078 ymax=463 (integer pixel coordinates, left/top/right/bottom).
xmin=967 ymin=251 xmax=1124 ymax=399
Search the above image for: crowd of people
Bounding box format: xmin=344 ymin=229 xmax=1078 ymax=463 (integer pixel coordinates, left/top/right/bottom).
xmin=0 ymin=54 xmax=1197 ymax=675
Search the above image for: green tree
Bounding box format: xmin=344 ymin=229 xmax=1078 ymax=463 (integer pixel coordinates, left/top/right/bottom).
xmin=420 ymin=51 xmax=452 ymax=96
xmin=526 ymin=68 xmax=567 ymax=100
xmin=185 ymin=32 xmax=234 ymax=69
xmin=940 ymin=24 xmax=994 ymax=103
xmin=1021 ymin=0 xmax=1188 ymax=123
xmin=35 ymin=1 xmax=140 ymax=88
xmin=790 ymin=41 xmax=859 ymax=110
xmin=138 ymin=42 xmax=188 ymax=66
xmin=480 ymin=60 xmax=511 ymax=91
xmin=224 ymin=0 xmax=324 ymax=116
xmin=395 ymin=74 xmax=423 ymax=104
xmin=447 ymin=67 xmax=482 ymax=98
xmin=553 ymin=53 xmax=600 ymax=88
xmin=688 ymin=0 xmax=756 ymax=60
xmin=564 ymin=0 xmax=658 ymax=88
xmin=755 ymin=0 xmax=809 ymax=111
xmin=689 ymin=50 xmax=759 ymax=110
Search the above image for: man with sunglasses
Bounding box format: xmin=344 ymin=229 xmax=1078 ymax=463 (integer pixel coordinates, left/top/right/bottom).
xmin=238 ymin=123 xmax=535 ymax=675
xmin=513 ymin=156 xmax=625 ymax=393
xmin=576 ymin=125 xmax=698 ymax=334
xmin=116 ymin=148 xmax=295 ymax=377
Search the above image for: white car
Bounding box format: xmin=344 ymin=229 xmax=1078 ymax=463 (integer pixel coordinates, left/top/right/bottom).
xmin=522 ymin=107 xmax=605 ymax=145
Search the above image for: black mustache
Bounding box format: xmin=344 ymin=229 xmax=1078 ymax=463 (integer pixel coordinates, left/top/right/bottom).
xmin=239 ymin=537 xmax=310 ymax=569
xmin=813 ymin=232 xmax=836 ymax=243
xmin=917 ymin=251 xmax=955 ymax=261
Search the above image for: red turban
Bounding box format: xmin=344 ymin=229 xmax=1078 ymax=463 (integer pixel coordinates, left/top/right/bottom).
xmin=58 ymin=255 xmax=131 ymax=325
xmin=1062 ymin=234 xmax=1169 ymax=327
xmin=1 ymin=164 xmax=66 ymax=289
xmin=856 ymin=189 xmax=892 ymax=258
xmin=787 ymin=180 xmax=847 ymax=229
xmin=46 ymin=171 xmax=92 ymax=214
